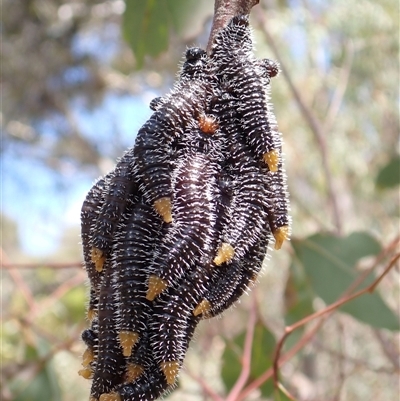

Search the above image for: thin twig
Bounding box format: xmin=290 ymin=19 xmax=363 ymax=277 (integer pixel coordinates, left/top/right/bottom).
xmin=343 ymin=236 xmax=400 ymax=296
xmin=1 ymin=249 xmax=38 ymax=309
xmin=277 ymin=382 xmax=296 ymax=401
xmin=5 ymin=268 xmax=37 ymax=311
xmin=272 ymin=253 xmax=399 ymax=391
xmin=27 ymin=270 xmax=86 ymax=324
xmin=226 ymin=295 xmax=258 ymax=401
xmin=1 ymin=262 xmax=83 ymax=269
xmin=185 ymin=370 xmax=225 ymax=401
xmin=323 ymin=42 xmax=354 ymax=134
xmin=236 ymin=318 xmax=324 ymax=401
xmin=236 ymin=247 xmax=399 ymax=401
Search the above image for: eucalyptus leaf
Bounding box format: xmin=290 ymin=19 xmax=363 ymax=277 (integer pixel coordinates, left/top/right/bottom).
xmin=376 ymin=155 xmax=400 ymax=189
xmin=123 ymin=0 xmax=203 ymax=68
xmin=292 ymin=232 xmax=399 ymax=331
xmin=123 ymin=0 xmax=169 ymax=68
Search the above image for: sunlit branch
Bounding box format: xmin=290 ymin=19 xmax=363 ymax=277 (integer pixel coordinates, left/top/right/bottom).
xmin=206 ymin=0 xmax=260 ymax=54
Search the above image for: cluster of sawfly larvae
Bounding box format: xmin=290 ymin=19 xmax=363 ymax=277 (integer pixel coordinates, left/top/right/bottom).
xmin=79 ymin=15 xmax=290 ymax=401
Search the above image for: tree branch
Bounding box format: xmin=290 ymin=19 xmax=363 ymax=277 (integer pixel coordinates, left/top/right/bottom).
xmin=1 ymin=262 xmax=83 ymax=269
xmin=272 ymin=252 xmax=399 ymax=396
xmin=236 ymin=240 xmax=399 ymax=401
xmin=206 ymin=0 xmax=260 ymax=54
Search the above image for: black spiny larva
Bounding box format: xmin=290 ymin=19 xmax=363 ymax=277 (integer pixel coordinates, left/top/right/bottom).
xmin=79 ymin=14 xmax=292 ymax=400
xmin=211 ymin=85 xmax=272 ymax=265
xmin=90 ymin=266 xmax=125 ymax=400
xmin=146 ymin=150 xmax=220 ymax=301
xmin=198 ymin=229 xmax=271 ymax=319
xmin=150 ymin=266 xmax=212 ymax=386
xmin=210 ymin=15 xmax=281 ymax=172
xmin=134 ymin=48 xmax=209 ymax=223
xmin=91 ymin=149 xmax=139 ymax=272
xmin=113 ymin=201 xmax=163 ymax=358
xmin=256 ymin=56 xmax=291 ymax=249
xmin=81 ymin=176 xmax=108 ymax=317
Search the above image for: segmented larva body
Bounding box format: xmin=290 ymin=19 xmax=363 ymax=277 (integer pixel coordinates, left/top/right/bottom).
xmin=146 ymin=148 xmax=220 ymax=301
xmin=219 ymin=147 xmax=272 ymax=261
xmin=101 ymin=332 xmax=168 ymax=401
xmin=80 ymin=176 xmax=109 ymax=320
xmin=81 ymin=177 xmax=107 ymax=288
xmin=90 ymin=267 xmax=126 ymax=400
xmin=146 ymin=118 xmax=223 ymax=383
xmin=91 ymin=149 xmax=139 ymax=271
xmin=210 ymin=86 xmax=272 ymax=265
xmin=201 ymin=229 xmax=271 ymax=319
xmin=256 ymin=58 xmax=291 ymax=249
xmin=112 ymin=202 xmax=163 ymax=358
xmin=210 ymin=15 xmax=280 ymax=173
xmin=82 ymin=327 xmax=98 ymax=349
xmin=98 ymin=312 xmax=198 ymax=400
xmin=79 ymin=322 xmax=99 ymax=379
xmin=264 ymin=157 xmax=291 ymax=249
xmin=125 ymin=330 xmax=152 ymax=376
xmin=150 ymin=267 xmax=212 ymax=386
xmin=149 ymin=48 xmax=210 ymax=113
xmin=114 ymin=365 xmax=168 ymax=401
xmin=134 ymin=49 xmax=210 ymax=223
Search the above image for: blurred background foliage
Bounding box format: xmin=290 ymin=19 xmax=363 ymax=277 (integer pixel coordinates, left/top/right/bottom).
xmin=1 ymin=0 xmax=399 ymax=400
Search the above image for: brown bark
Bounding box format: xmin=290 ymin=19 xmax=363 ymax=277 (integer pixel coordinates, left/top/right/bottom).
xmin=206 ymin=0 xmax=260 ymax=54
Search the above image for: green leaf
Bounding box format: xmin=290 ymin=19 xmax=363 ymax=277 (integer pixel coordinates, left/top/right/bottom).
xmin=221 ymin=322 xmax=276 ymax=396
xmin=252 ymin=324 xmax=276 ymax=397
xmin=221 ymin=333 xmax=242 ymax=391
xmin=292 ymin=232 xmax=399 ymax=331
xmin=123 ymin=0 xmax=202 ymax=68
xmin=284 ymin=264 xmax=314 ymax=327
xmin=123 ymin=0 xmax=168 ymax=68
xmin=165 ymin=0 xmax=204 ymax=34
xmin=376 ymin=155 xmax=400 ymax=188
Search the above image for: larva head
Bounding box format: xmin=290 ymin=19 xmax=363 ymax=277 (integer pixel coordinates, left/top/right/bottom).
xmin=180 ymin=47 xmax=208 ymax=80
xmin=81 ymin=329 xmax=98 ymax=348
xmin=210 ymin=15 xmax=252 ymax=60
xmin=149 ymin=96 xmax=163 ymax=111
xmin=258 ymin=58 xmax=280 ymax=81
xmin=185 ymin=47 xmax=206 ymax=62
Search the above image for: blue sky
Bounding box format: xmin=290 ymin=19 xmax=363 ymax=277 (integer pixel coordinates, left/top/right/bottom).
xmin=3 ymin=93 xmax=153 ymax=256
